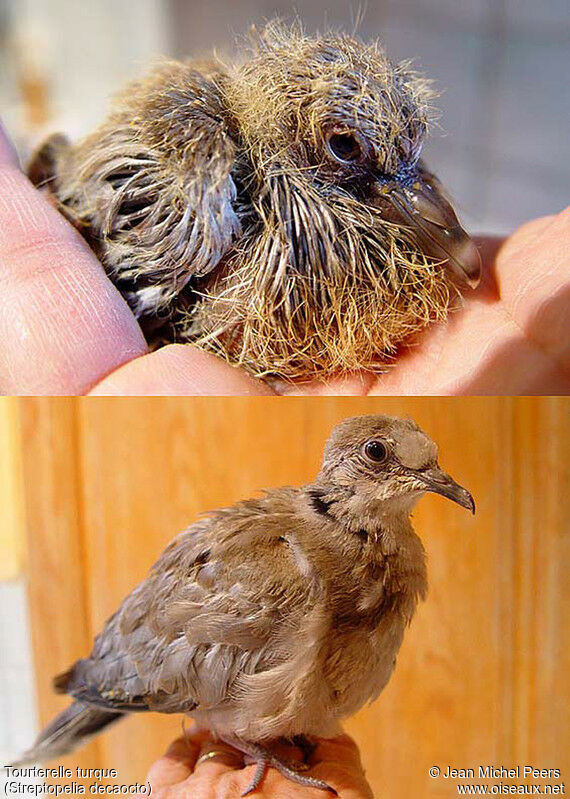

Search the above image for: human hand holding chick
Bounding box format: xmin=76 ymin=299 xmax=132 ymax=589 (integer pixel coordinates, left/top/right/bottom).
xmin=0 ymin=121 xmax=568 ymax=395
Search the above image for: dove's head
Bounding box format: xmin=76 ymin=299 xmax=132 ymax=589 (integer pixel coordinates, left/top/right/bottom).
xmin=201 ymin=23 xmax=481 ymax=379
xmin=316 ymin=414 xmax=474 ymax=515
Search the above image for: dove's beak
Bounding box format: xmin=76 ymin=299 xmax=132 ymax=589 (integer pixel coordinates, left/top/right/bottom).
xmin=374 ymin=178 xmax=482 ymax=289
xmin=414 ymin=466 xmax=475 ymax=514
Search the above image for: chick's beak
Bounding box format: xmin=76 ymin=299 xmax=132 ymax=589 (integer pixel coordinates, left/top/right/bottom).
xmin=414 ymin=466 xmax=475 ymax=514
xmin=374 ymin=178 xmax=482 ymax=288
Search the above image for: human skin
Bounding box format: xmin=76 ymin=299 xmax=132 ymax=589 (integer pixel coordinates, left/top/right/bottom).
xmin=1 ymin=123 xmax=569 ymax=396
xmin=137 ymin=732 xmax=373 ymax=799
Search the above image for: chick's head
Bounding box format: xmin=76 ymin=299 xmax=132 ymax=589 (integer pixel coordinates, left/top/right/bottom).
xmin=194 ymin=24 xmax=480 ymax=379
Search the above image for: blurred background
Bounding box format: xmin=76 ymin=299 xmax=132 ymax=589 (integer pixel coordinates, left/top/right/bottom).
xmin=0 ymin=0 xmax=568 ymax=234
xmin=1 ymin=396 xmax=569 ymax=797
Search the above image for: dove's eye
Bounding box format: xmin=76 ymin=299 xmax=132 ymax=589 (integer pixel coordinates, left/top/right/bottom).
xmin=326 ymin=131 xmax=363 ymax=164
xmin=364 ymin=440 xmax=389 ymax=463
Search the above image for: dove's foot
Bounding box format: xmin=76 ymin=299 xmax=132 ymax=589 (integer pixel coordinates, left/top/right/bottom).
xmin=220 ymin=736 xmax=338 ymax=796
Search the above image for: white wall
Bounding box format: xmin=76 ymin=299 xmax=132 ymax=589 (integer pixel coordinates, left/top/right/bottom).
xmin=1 ymin=0 xmax=568 ymax=236
xmin=1 ymin=0 xmax=169 ymax=154
xmin=0 ymin=580 xmax=38 ymax=770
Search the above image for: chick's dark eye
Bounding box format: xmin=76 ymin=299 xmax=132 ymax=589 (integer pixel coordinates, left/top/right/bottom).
xmin=364 ymin=440 xmax=388 ymax=463
xmin=326 ymin=132 xmax=363 ymax=164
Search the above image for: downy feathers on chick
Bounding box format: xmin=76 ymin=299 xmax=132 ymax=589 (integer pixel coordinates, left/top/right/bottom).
xmin=29 ymin=23 xmax=481 ymax=380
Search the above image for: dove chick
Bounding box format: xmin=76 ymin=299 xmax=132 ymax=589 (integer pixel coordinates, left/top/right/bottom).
xmin=14 ymin=414 xmax=474 ymax=795
xmin=28 ymin=22 xmax=481 ymax=381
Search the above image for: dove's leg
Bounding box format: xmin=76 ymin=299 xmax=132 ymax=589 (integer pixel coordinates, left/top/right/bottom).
xmin=244 ymin=750 xmax=269 ymax=796
xmin=290 ymin=733 xmax=318 ymax=763
xmin=220 ymin=736 xmax=338 ymax=796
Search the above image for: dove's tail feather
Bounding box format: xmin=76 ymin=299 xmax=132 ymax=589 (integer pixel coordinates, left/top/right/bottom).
xmin=10 ymin=702 xmax=125 ymax=766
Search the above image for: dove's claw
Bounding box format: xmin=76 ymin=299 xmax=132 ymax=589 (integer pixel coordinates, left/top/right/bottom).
xmin=222 ymin=736 xmax=337 ymax=796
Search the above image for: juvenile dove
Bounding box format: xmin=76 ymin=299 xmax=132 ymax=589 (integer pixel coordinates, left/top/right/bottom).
xmin=14 ymin=415 xmax=474 ymax=794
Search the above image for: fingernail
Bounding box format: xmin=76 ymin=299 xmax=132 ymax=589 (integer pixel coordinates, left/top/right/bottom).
xmin=0 ymin=119 xmax=22 ymax=169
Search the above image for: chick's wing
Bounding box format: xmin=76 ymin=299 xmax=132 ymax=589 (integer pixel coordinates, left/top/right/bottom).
xmin=28 ymin=61 xmax=241 ymax=319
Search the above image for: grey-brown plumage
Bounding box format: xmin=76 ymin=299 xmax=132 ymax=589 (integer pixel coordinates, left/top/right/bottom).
xmin=28 ymin=22 xmax=481 ymax=381
xmin=14 ymin=415 xmax=474 ymax=794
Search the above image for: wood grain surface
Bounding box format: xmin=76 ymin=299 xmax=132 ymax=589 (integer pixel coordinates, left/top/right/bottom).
xmin=0 ymin=398 xmax=25 ymax=581
xmin=17 ymin=397 xmax=570 ymax=797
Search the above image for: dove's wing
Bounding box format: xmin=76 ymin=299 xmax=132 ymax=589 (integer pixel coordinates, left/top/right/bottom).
xmin=56 ymin=490 xmax=327 ymax=733
xmin=27 ymin=61 xmax=241 ymax=321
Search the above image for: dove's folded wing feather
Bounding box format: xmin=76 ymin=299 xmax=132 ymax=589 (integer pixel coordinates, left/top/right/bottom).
xmin=56 ymin=491 xmax=327 ymax=725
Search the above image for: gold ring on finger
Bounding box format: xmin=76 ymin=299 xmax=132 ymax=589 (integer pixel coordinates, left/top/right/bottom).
xmin=195 ymin=748 xmax=244 ymax=768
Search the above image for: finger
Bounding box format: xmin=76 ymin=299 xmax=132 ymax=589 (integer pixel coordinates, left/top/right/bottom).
xmin=493 ymin=213 xmax=555 ymax=262
xmin=88 ymin=344 xmax=275 ymax=395
xmin=184 ymin=739 xmax=246 ymax=799
xmin=276 ymin=371 xmax=373 ymax=396
xmin=367 ymin=297 xmax=561 ymax=395
xmin=0 ymin=121 xmax=148 ymax=394
xmin=368 ymin=212 xmax=570 ymax=396
xmin=146 ymin=736 xmax=203 ymax=790
xmin=308 ymin=736 xmax=373 ymax=799
xmin=194 ymin=739 xmax=244 ymax=772
xmin=496 ymin=207 xmax=570 ymax=370
xmin=310 ymin=735 xmax=365 ymax=770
